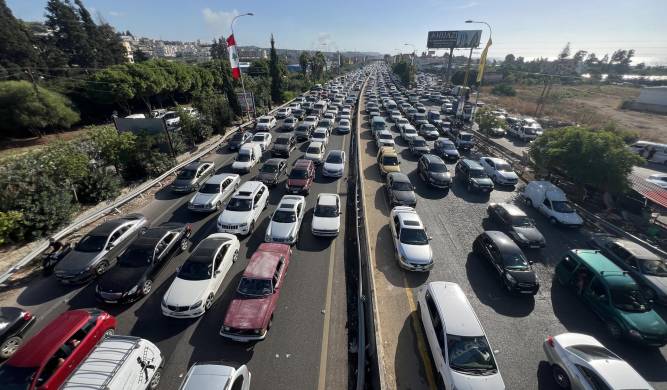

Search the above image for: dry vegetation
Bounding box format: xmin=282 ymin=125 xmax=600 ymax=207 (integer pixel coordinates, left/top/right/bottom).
xmin=482 ymin=84 xmax=666 ymax=142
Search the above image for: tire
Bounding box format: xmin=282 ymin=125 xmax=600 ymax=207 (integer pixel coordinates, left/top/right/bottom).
xmin=104 ymin=328 xmax=115 ymax=338
xmin=149 ymin=368 xmax=162 ymax=390
xmin=0 ymin=336 xmax=23 ymax=359
xmin=606 ymin=322 xmax=622 ymax=339
xmin=179 ymin=238 xmax=190 ymax=253
xmin=551 ymin=365 xmax=571 ymax=389
xmin=95 ymin=261 xmax=109 ymax=276
xmin=142 ymin=279 xmax=153 ymax=296
xmin=232 ymin=249 xmax=239 ymax=263
xmin=526 ymin=198 xmax=533 ymax=207
xmin=204 ymin=293 xmax=214 ymax=311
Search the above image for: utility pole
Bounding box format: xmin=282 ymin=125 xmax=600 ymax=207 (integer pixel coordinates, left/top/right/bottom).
xmin=444 ymin=48 xmax=454 ymax=85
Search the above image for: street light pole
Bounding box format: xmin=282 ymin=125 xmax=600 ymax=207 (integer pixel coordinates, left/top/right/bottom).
xmin=231 ymin=12 xmax=254 ymax=120
xmin=466 ymin=20 xmax=493 ymax=124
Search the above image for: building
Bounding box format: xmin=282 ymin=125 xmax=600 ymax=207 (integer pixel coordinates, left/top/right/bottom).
xmin=623 ymin=86 xmax=667 ymax=114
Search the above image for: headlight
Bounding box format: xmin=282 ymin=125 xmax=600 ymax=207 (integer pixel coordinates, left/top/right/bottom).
xmin=505 ymin=273 xmax=516 ymax=284
xmin=254 ymin=329 xmax=261 ymax=334
xmin=516 ymin=232 xmax=528 ymax=242
xmin=190 ymin=300 xmax=203 ymax=310
xmin=125 ymin=285 xmax=139 ymax=296
xmin=628 ymin=329 xmax=643 ymax=339
xmin=238 ymin=223 xmax=248 ymax=227
xmin=223 ymin=326 xmax=230 ymax=332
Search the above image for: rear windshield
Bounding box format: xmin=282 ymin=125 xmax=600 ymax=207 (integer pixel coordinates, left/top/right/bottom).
xmin=199 ymin=183 xmax=220 ymax=194
xmin=177 ymin=169 xmax=196 ymax=180
xmin=76 ymin=235 xmax=107 ymax=252
xmin=276 ymin=137 xmax=290 ymax=145
xmin=290 ymin=168 xmax=308 ymax=179
xmin=307 ymin=146 xmax=321 ymax=154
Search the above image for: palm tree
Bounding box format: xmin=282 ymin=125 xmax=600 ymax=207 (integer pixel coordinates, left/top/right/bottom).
xmin=299 ymin=52 xmax=311 ymax=77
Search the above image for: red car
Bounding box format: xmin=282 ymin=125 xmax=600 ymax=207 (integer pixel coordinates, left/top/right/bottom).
xmin=0 ymin=308 xmax=116 ymax=390
xmin=286 ymin=159 xmax=315 ymax=195
xmin=220 ymin=243 xmax=291 ymax=341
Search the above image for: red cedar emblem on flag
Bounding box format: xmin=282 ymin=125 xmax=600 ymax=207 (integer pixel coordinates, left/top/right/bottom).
xmin=227 ymin=34 xmax=241 ymax=79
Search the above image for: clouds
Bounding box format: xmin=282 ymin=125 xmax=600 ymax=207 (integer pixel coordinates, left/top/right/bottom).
xmin=456 ymin=1 xmax=478 ymax=9
xmin=109 ymin=11 xmax=124 ymax=17
xmin=202 ymin=8 xmax=239 ymax=36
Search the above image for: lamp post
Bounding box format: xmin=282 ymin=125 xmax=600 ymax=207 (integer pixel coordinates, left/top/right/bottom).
xmin=231 ymin=12 xmax=254 ymax=120
xmin=466 ymin=20 xmax=492 ymax=124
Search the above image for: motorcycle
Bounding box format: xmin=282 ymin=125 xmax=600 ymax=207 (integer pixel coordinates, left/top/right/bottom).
xmin=41 ymin=244 xmax=72 ymax=275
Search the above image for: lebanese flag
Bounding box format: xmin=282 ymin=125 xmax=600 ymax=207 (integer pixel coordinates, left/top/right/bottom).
xmin=226 ymin=34 xmax=241 ymax=79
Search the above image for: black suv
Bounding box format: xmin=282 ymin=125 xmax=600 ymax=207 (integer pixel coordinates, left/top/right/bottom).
xmin=272 ymin=134 xmax=297 ymax=157
xmin=228 ymin=131 xmax=253 ymax=151
xmin=455 ymin=159 xmax=494 ymax=193
xmin=418 ymin=154 xmax=451 ymax=189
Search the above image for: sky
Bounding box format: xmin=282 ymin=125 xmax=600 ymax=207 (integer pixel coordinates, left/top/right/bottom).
xmin=7 ymin=0 xmax=667 ymax=64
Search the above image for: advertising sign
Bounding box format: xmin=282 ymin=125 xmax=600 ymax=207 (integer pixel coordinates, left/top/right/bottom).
xmin=427 ymin=30 xmax=482 ymax=49
xmin=237 ymin=92 xmax=255 ymax=113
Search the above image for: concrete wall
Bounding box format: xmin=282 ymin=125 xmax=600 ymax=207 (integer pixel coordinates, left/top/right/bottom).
xmin=638 ymin=86 xmax=667 ymax=106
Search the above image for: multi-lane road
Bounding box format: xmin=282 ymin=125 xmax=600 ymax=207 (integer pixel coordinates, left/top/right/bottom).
xmin=359 ymin=66 xmax=667 ymax=389
xmin=0 ymin=91 xmax=358 ymax=389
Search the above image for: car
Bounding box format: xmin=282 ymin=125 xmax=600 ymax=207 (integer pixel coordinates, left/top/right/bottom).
xmin=257 ymin=158 xmax=287 ymax=187
xmin=171 ymin=161 xmax=216 ymax=192
xmin=522 ymin=181 xmax=583 ymax=227
xmin=487 ymin=203 xmax=546 ymax=248
xmin=295 ymin=123 xmax=314 ymax=141
xmin=337 ymin=118 xmax=351 ymax=134
xmin=418 ymin=282 xmax=506 ymax=390
xmin=292 ymin=108 xmax=305 ymax=120
xmin=228 ymin=131 xmax=253 ymax=151
xmin=455 ymin=159 xmax=494 ymax=193
xmin=473 ymin=231 xmax=540 ymax=294
xmin=311 ymin=193 xmax=342 ymax=237
xmin=432 ymin=138 xmax=459 ymax=161
xmin=377 ymin=146 xmax=401 ymax=177
xmin=271 ymin=133 xmax=297 ymax=157
xmin=96 ymin=223 xmax=192 ymax=303
xmin=178 ymin=362 xmax=251 ymax=390
xmin=54 ymin=214 xmax=148 ymax=284
xmin=188 ymin=173 xmax=241 ymax=212
xmin=162 ymin=111 xmax=180 ymax=128
xmin=479 ymin=157 xmax=519 ymax=186
xmin=417 ymin=154 xmax=451 ymax=189
xmin=409 ymin=136 xmax=430 ymax=156
xmin=162 ymin=233 xmax=240 ymax=318
xmin=323 ymin=112 xmax=336 ymax=122
xmin=304 ymin=141 xmax=325 ymax=164
xmin=487 ymin=127 xmax=507 ymax=137
xmin=310 ymin=128 xmax=329 ymax=146
xmin=395 ymin=117 xmax=410 ymax=132
xmin=418 ymin=124 xmax=439 ymax=140
xmin=282 ymin=116 xmax=298 ymax=131
xmin=400 ymin=124 xmax=418 ymax=142
xmin=543 ymin=333 xmax=652 ymax=390
xmin=390 ymin=206 xmax=433 ymax=271
xmin=339 ymin=111 xmax=352 ymax=121
xmin=389 ymin=110 xmax=403 ymax=122
xmin=0 ymin=309 xmax=116 ymax=390
xmin=255 ymin=115 xmax=276 ymax=131
xmin=303 ymin=115 xmax=319 ymax=129
xmin=375 ymin=129 xmax=395 ymax=148
xmin=322 ymin=149 xmax=346 ymax=178
xmin=220 ymin=243 xmax=291 ymax=341
xmin=385 ymin=172 xmax=417 ymax=207
xmin=555 ymin=249 xmax=667 ymax=346
xmin=232 ymin=143 xmax=262 ymax=173
xmin=217 ymin=181 xmax=269 ymax=236
xmin=252 ymin=132 xmax=272 ymax=152
xmin=265 ymin=195 xmax=306 ymax=245
xmin=454 ymin=131 xmax=475 ymax=150
xmin=275 ymin=107 xmax=291 ymax=119
xmin=0 ymin=307 xmax=35 ymax=359
xmin=588 ymin=234 xmax=667 ymax=305
xmin=646 ymin=173 xmax=667 ymax=189
xmin=318 ymin=118 xmax=334 ymax=133
xmin=286 ymin=159 xmax=315 ymax=194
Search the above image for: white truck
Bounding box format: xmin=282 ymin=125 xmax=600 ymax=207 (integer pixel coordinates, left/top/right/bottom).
xmin=522 ymin=181 xmax=583 ymax=227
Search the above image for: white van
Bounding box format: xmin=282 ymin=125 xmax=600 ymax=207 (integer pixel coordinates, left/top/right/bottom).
xmin=630 ymin=141 xmax=667 ymax=164
xmin=522 ymin=181 xmax=583 ymax=227
xmin=313 ymin=100 xmax=328 ymax=115
xmin=61 ymin=336 xmax=163 ymax=390
xmin=232 ymin=143 xmax=262 ymax=173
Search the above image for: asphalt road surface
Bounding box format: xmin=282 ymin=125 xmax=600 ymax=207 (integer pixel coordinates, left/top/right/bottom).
xmin=360 ymin=68 xmax=667 ymax=390
xmin=0 ymin=114 xmax=353 ymax=390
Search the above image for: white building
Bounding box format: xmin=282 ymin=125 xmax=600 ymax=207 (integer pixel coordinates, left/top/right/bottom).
xmin=638 ymin=86 xmax=667 ymax=106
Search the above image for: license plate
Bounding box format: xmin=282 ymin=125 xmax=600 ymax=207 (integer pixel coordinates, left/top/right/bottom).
xmin=530 ymin=245 xmax=541 ymax=249
xmin=520 ymin=290 xmax=533 ymax=294
xmin=105 ymin=300 xmax=117 ymax=304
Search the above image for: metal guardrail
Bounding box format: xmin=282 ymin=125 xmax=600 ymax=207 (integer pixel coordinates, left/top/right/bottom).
xmin=0 ymin=99 xmax=295 ymax=286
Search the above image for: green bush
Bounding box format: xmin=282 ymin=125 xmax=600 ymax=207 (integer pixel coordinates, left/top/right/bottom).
xmin=76 ymin=171 xmax=122 ymax=204
xmin=492 ymin=84 xmax=517 ymax=96
xmin=123 ymin=133 xmax=177 ymax=180
xmin=282 ymin=91 xmax=297 ymax=102
xmin=0 ymin=211 xmax=23 ymax=245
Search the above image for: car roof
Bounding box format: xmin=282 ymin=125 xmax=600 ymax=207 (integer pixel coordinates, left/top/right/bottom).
xmin=278 ymin=195 xmax=304 ymax=209
xmin=493 ymin=203 xmax=527 ymax=217
xmin=236 ymin=181 xmax=264 ymax=195
xmin=422 ymin=154 xmax=444 ymax=164
xmin=587 ymin=359 xmax=650 ymax=388
xmin=318 ymin=193 xmax=338 ymax=206
xmin=181 ymin=363 xmax=234 ymax=390
xmin=89 ymin=218 xmax=132 ymax=235
xmin=394 ymin=207 xmax=424 ymax=228
xmin=570 ymin=249 xmax=635 ymax=287
xmin=608 ymin=237 xmax=662 ymax=261
xmin=388 ymin=172 xmax=410 ymax=182
xmin=485 ymin=231 xmax=523 ymax=253
xmin=189 ymin=236 xmax=229 ymax=263
xmin=436 ymin=137 xmax=454 ymax=144
xmin=429 ymin=282 xmax=484 ymax=337
xmin=264 ymin=158 xmax=285 ymax=166
xmin=244 ymin=243 xmax=289 ymax=279
xmin=133 ymin=225 xmax=181 ymax=246
xmin=205 ymin=173 xmax=237 ymax=185
xmin=461 ymin=159 xmax=484 ymax=170
xmin=294 ymin=159 xmax=313 ymax=168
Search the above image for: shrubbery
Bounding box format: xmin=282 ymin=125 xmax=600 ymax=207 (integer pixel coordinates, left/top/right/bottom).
xmin=492 ymin=84 xmax=517 ymax=96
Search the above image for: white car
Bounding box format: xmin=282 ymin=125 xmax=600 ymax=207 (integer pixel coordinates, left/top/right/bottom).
xmin=479 ymin=157 xmax=519 ymax=186
xmin=389 ymin=206 xmax=433 ymax=271
xmin=162 ymin=233 xmax=239 ymax=318
xmin=646 ymin=173 xmax=667 ymax=189
xmin=389 ymin=110 xmax=403 ymax=122
xmin=289 ymin=102 xmax=301 ymax=110
xmin=339 ymin=110 xmax=352 ymax=121
xmin=419 ymin=282 xmax=506 ymax=390
xmin=322 ymin=150 xmax=346 ymax=178
xmin=178 ymin=363 xmax=251 ymax=390
xmin=162 ymin=111 xmax=180 ymax=127
xmin=275 ymin=107 xmax=291 ymax=119
xmin=337 ymin=119 xmax=351 ymax=134
xmin=304 ymin=141 xmax=325 ymax=164
xmin=543 ymin=333 xmax=652 ymax=390
xmin=255 ymin=115 xmax=276 ymax=131
xmin=252 ymin=132 xmax=272 ymax=151
xmin=376 ymin=130 xmax=395 ymax=148
xmin=188 ymin=173 xmax=241 ymax=212
xmin=323 ymin=112 xmax=336 ymax=121
xmin=395 ymin=117 xmax=410 ymax=132
xmin=303 ymin=115 xmax=319 ymax=129
xmin=217 ymin=181 xmax=269 ymax=236
xmin=400 ymin=124 xmax=418 ymax=142
xmin=312 ymin=193 xmax=341 ymax=237
xmin=265 ymin=195 xmax=306 ymax=245
xmin=310 ymin=128 xmax=329 ymax=146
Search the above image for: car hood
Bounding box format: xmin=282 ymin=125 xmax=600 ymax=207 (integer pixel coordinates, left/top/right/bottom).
xmin=399 ymin=243 xmax=433 ymax=265
xmin=620 ymin=310 xmax=667 ymax=336
xmin=219 ymin=210 xmax=252 ymax=225
xmin=173 ymin=179 xmax=194 ymax=187
xmin=383 ymin=165 xmax=401 ymax=173
xmin=497 ymin=171 xmax=519 ymax=180
xmin=553 ymin=211 xmax=583 ymax=225
xmin=393 ymin=190 xmax=417 ymax=203
xmin=472 ymin=177 xmax=494 ymax=186
xmin=163 ymin=278 xmax=209 ymax=306
xmin=512 ymin=226 xmax=545 ymax=242
xmin=451 ymin=370 xmax=505 ymax=390
xmin=645 ymin=275 xmax=667 ymax=297
xmin=191 ymin=192 xmax=218 ymax=206
xmin=312 ymin=216 xmax=340 ymax=230
xmin=429 ymin=171 xmax=451 ymax=182
xmin=258 ymin=172 xmax=278 ymax=181
xmin=232 ymin=160 xmax=251 ymax=168
xmin=441 ymin=149 xmax=459 ymax=157
xmin=268 ymin=221 xmax=296 ymax=239
xmin=324 ymin=162 xmax=344 ymax=171
xmin=507 ymin=269 xmax=538 ymax=284
xmin=55 ymin=250 xmax=100 ymax=273
xmin=98 ymin=265 xmax=147 ymax=293
xmin=224 ymin=296 xmax=272 ymax=330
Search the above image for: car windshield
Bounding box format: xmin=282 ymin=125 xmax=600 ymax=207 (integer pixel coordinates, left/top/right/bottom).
xmin=383 ymin=156 xmax=399 ymax=166
xmin=259 ymin=118 xmax=270 ymax=123
xmin=290 ymin=169 xmax=308 ymax=179
xmin=469 ymin=169 xmax=487 ymax=178
xmin=640 ymin=259 xmax=667 ymax=276
xmin=393 ymin=181 xmax=413 ymax=191
xmin=405 ymin=129 xmax=417 ymax=135
xmin=400 ymin=228 xmax=428 ymax=245
xmin=307 ymin=146 xmax=321 ymax=154
xmin=440 ymin=142 xmax=456 ymax=150
xmin=552 ymin=200 xmax=575 ymax=213
xmin=495 ymin=163 xmax=512 ymax=172
xmin=177 ymin=169 xmax=196 ymax=180
xmin=199 ymin=183 xmax=220 ymax=194
xmin=0 ymin=364 xmax=38 ymax=390
xmin=238 ymin=277 xmax=273 ymax=297
xmin=273 ymin=210 xmax=296 ymax=223
xmin=231 ymin=133 xmax=245 ymax=142
xmin=276 ymin=138 xmax=290 ymax=144
xmin=226 ymin=198 xmax=252 ymax=211
xmin=318 ymin=120 xmax=329 ymax=127
xmin=313 ymin=132 xmax=325 ymax=139
xmin=327 ymin=154 xmax=343 ymax=164
xmin=118 ymin=247 xmax=154 ymax=267
xmin=413 ymin=140 xmax=427 ymax=147
xmin=253 ymin=135 xmax=266 ymax=142
xmin=460 ymin=134 xmax=473 ymax=141
xmin=511 ymin=216 xmax=533 ymax=227
xmin=178 ymin=259 xmax=211 ymax=281
xmin=503 ymin=252 xmax=530 ymax=270
xmin=315 ymin=203 xmax=338 ymax=217
xmin=447 ymin=335 xmax=498 ymax=374
xmin=236 ymin=153 xmax=250 ymax=162
xmin=76 ymin=234 xmax=107 ymax=252
xmin=430 ymin=163 xmax=447 ymax=173
xmin=610 ymin=285 xmax=651 ymax=312
xmin=379 ymin=134 xmax=392 ymax=140
xmin=261 ymin=164 xmax=279 ymax=173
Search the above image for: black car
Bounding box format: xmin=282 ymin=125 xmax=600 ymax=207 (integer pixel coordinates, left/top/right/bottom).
xmin=473 ymin=231 xmax=539 ymax=295
xmin=409 ymin=136 xmax=430 ymax=156
xmin=292 ymin=108 xmax=305 ymax=120
xmin=257 ymin=158 xmax=287 ymax=186
xmin=228 ymin=131 xmax=253 ymax=151
xmin=96 ymin=223 xmax=191 ymax=304
xmin=418 ymin=154 xmax=451 ymax=189
xmin=0 ymin=307 xmax=35 ymax=359
xmin=433 ymin=138 xmax=460 ymax=162
xmin=487 ymin=203 xmax=546 ymax=248
xmin=385 ymin=172 xmax=417 ymax=207
xmin=455 ymin=159 xmax=494 ymax=193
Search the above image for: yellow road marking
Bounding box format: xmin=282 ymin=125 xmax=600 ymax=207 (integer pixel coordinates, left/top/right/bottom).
xmin=402 ymin=276 xmax=437 ymax=390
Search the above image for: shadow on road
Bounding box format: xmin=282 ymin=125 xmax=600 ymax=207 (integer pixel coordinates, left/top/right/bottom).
xmin=374 ymin=225 xmax=429 ymax=289
xmin=16 ymin=275 xmax=80 ymax=307
xmin=536 ymin=360 xmax=561 ymax=390
xmin=394 ymin=314 xmax=431 ymax=390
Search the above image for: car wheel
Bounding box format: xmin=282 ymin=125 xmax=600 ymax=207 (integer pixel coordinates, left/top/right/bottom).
xmin=149 ymin=368 xmax=162 ymax=390
xmin=179 ymin=238 xmax=190 ymax=253
xmin=232 ymin=249 xmax=239 ymax=263
xmin=549 ymin=217 xmax=558 ymax=225
xmin=205 ymin=293 xmax=214 ymax=311
xmin=0 ymin=336 xmax=23 ymax=359
xmin=142 ymin=279 xmax=153 ymax=295
xmin=606 ymin=322 xmax=622 ymax=339
xmin=216 ymin=201 xmax=222 ymax=211
xmin=551 ymin=365 xmax=571 ymax=389
xmin=104 ymin=328 xmax=115 ymax=338
xmin=95 ymin=261 xmax=109 ymax=275
xmin=525 ymin=198 xmax=533 ymax=207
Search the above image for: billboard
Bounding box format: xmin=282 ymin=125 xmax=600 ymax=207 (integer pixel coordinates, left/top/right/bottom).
xmin=237 ymin=92 xmax=255 ymax=113
xmin=427 ymin=30 xmax=482 ymax=49
xmin=114 ymin=117 xmax=167 ymax=135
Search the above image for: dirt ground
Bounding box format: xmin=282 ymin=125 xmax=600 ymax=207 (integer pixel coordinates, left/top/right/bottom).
xmin=0 ymin=127 xmax=93 ymax=162
xmin=482 ymin=84 xmax=667 ymax=142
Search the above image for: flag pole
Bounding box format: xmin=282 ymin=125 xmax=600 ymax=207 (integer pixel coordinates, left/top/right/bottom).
xmin=231 ymin=13 xmax=254 ymax=121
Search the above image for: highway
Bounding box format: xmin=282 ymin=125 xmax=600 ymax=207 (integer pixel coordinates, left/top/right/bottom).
xmin=0 ymin=89 xmax=358 ymax=389
xmin=359 ymin=65 xmax=667 ymax=389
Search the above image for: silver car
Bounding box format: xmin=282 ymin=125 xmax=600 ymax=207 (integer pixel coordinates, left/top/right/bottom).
xmin=171 ymin=161 xmax=216 ymax=193
xmin=265 ymin=195 xmax=306 ymax=245
xmin=188 ymin=174 xmax=240 ymax=212
xmin=389 ymin=206 xmax=433 ymax=271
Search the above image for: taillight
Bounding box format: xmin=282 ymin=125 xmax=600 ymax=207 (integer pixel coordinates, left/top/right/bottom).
xmin=185 ymin=223 xmax=193 ymax=233
xmin=546 ymin=336 xmax=554 ymax=347
xmin=22 ymin=311 xmax=33 ymax=321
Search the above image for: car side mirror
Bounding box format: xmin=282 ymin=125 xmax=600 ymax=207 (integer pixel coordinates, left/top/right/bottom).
xmin=106 ymin=243 xmax=115 ymax=250
xmin=428 ymin=236 xmax=433 ymax=241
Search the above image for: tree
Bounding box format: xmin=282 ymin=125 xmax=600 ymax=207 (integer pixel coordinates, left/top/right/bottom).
xmin=193 ymin=90 xmax=233 ymax=134
xmin=451 ymin=69 xmax=478 ymax=87
xmin=558 ymin=42 xmax=571 ymax=60
xmin=269 ymin=34 xmax=283 ymax=103
xmin=299 ymin=51 xmax=311 ymax=77
xmin=310 ymin=51 xmax=326 ymax=80
xmin=248 ymin=59 xmax=269 ymax=76
xmin=85 ymin=66 xmax=135 ymax=112
xmin=476 ymin=108 xmax=507 ymax=133
xmin=126 ymin=62 xmax=167 ymax=112
xmin=392 ymin=60 xmax=415 ymax=86
xmin=491 ymin=84 xmax=516 ymax=96
xmin=0 ymin=80 xmax=79 ymax=137
xmin=45 ymin=0 xmax=91 ymax=67
xmin=573 ymin=50 xmax=588 ymax=63
xmin=529 ymin=127 xmax=644 ymax=193
xmin=0 ymin=0 xmax=41 ymax=71
xmin=87 ymin=124 xmax=136 ymax=173
xmin=133 ymin=49 xmax=150 ymax=62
